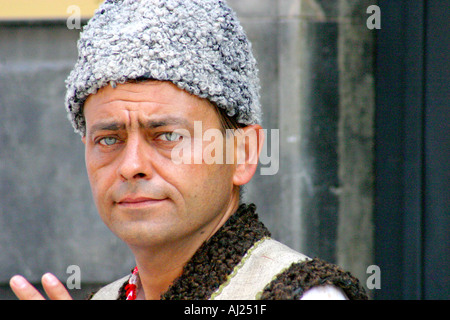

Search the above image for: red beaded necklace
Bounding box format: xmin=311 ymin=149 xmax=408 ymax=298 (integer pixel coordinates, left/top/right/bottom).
xmin=124 ymin=267 xmax=139 ymax=300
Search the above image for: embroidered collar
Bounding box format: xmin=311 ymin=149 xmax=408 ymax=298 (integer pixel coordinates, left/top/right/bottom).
xmin=118 ymin=203 xmax=271 ymax=300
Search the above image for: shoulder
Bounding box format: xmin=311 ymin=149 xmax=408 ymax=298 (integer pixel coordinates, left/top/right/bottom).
xmin=260 ymin=258 xmax=368 ymax=300
xmin=211 ymin=237 xmax=310 ymax=300
xmin=211 ymin=237 xmax=367 ymax=300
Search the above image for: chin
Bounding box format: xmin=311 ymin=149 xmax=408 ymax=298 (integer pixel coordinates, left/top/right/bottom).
xmin=109 ymin=217 xmax=180 ymax=248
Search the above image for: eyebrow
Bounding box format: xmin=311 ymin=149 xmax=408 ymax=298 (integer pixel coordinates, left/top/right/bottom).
xmin=88 ymin=116 xmax=191 ymax=137
xmin=88 ymin=122 xmax=126 ymax=137
xmin=140 ymin=117 xmax=191 ymax=129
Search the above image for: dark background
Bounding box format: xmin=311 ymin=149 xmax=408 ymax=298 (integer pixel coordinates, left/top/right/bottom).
xmin=375 ymin=0 xmax=449 ymax=299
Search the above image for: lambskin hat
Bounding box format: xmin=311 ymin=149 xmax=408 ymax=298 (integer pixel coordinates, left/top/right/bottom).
xmin=65 ymin=0 xmax=261 ymax=136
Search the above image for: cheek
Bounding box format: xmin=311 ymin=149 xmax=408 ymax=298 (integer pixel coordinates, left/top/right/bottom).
xmin=177 ymin=163 xmax=234 ymax=201
xmin=85 ymin=155 xmax=115 ymax=207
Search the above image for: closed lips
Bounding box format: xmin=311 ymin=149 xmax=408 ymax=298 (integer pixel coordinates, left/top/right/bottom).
xmin=119 ymin=197 xmax=158 ymax=204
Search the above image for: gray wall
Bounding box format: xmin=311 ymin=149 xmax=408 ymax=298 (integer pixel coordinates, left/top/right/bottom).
xmin=0 ymin=24 xmax=135 ymax=299
xmin=0 ymin=0 xmax=375 ymax=299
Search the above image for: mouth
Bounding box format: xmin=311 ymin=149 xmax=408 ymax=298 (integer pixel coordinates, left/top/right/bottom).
xmin=116 ymin=196 xmax=166 ymax=208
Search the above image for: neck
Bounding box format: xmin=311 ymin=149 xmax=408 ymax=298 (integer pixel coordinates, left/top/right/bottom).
xmin=128 ymin=190 xmax=240 ymax=300
xmin=130 ymin=239 xmax=200 ymax=300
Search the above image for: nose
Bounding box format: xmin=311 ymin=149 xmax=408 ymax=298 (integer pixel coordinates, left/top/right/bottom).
xmin=117 ymin=134 xmax=152 ymax=181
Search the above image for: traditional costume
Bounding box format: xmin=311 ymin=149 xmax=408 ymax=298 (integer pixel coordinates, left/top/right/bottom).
xmin=90 ymin=204 xmax=367 ymax=300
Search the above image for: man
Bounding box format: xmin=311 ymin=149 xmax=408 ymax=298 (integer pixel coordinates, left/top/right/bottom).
xmin=10 ymin=0 xmax=367 ymax=300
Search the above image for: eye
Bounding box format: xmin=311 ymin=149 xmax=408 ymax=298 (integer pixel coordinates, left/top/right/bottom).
xmin=98 ymin=137 xmax=118 ymax=146
xmin=158 ymin=132 xmax=183 ymax=142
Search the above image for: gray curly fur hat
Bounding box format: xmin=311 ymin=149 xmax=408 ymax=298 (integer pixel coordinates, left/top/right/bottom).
xmin=65 ymin=0 xmax=261 ymax=136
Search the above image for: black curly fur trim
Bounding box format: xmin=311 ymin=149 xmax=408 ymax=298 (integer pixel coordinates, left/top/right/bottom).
xmin=259 ymin=258 xmax=368 ymax=300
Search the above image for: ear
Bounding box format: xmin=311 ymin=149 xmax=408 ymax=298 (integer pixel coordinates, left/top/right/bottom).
xmin=232 ymin=124 xmax=265 ymax=186
xmin=81 ymin=136 xmax=86 ymax=145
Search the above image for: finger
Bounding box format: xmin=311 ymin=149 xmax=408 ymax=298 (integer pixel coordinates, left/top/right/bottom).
xmin=41 ymin=273 xmax=73 ymax=300
xmin=9 ymin=275 xmax=45 ymax=300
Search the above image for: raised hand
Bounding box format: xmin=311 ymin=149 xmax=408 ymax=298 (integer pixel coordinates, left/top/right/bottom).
xmin=10 ymin=273 xmax=73 ymax=300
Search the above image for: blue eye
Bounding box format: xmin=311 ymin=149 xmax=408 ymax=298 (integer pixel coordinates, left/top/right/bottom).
xmin=160 ymin=132 xmax=182 ymax=142
xmin=99 ymin=137 xmax=118 ymax=146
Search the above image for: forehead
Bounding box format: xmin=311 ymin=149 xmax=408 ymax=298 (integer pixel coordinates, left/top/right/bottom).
xmin=83 ymin=80 xmax=219 ymax=127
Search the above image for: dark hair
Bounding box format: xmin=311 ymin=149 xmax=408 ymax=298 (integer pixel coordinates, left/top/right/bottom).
xmin=213 ymin=104 xmax=246 ymax=132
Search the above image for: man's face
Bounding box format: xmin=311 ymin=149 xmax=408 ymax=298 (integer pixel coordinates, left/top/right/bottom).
xmin=82 ymin=81 xmax=238 ymax=248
